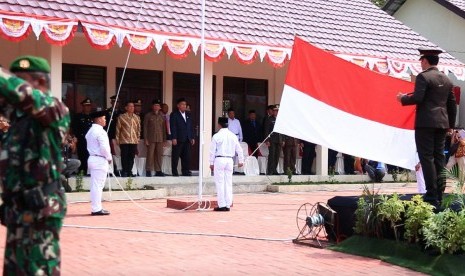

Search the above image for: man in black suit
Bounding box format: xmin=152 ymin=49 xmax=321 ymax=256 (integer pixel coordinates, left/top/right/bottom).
xmin=242 ymin=110 xmax=262 ymax=156
xmin=301 ymin=141 xmax=316 ymax=175
xmin=170 ymin=97 xmax=195 ymax=176
xmin=264 ymin=104 xmax=282 ymax=175
xmin=397 ymin=48 xmax=456 ymax=205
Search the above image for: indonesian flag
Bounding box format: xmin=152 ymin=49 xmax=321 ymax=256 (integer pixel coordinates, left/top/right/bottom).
xmin=274 ymin=37 xmax=417 ymax=170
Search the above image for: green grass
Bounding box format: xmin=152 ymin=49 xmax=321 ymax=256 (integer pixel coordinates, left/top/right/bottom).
xmin=329 ymin=236 xmax=464 ymax=276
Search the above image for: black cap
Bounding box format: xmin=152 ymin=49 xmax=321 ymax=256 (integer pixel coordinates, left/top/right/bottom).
xmin=273 ymin=104 xmax=280 ymax=110
xmin=152 ymin=99 xmax=161 ymax=105
xmin=89 ymin=110 xmax=107 ymax=119
xmin=218 ymin=117 xmax=228 ymax=125
xmin=134 ymin=99 xmax=142 ymax=106
xmin=418 ymin=47 xmax=442 ymax=60
xmin=81 ymin=98 xmax=92 ymax=105
xmin=267 ymin=105 xmax=275 ymax=110
xmin=109 ymin=95 xmax=117 ymax=100
xmin=177 ymin=97 xmax=186 ymax=104
xmin=248 ymin=109 xmax=256 ymax=114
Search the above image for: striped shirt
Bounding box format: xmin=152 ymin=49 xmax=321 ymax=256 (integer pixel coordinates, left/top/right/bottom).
xmin=115 ymin=112 xmax=140 ymax=144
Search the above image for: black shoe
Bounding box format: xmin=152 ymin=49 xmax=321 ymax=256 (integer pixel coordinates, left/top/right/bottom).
xmin=213 ymin=207 xmax=230 ymax=212
xmin=172 ymin=172 xmax=179 ymax=177
xmin=155 ymin=171 xmax=165 ymax=177
xmin=91 ymin=209 xmax=110 ymax=216
xmin=182 ymin=171 xmax=192 ymax=176
xmin=121 ymin=172 xmax=128 ymax=177
xmin=146 ymin=171 xmax=152 ymax=177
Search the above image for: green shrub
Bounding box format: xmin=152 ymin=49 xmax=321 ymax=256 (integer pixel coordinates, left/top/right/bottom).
xmin=423 ymin=209 xmax=465 ymax=254
xmin=403 ymin=195 xmax=434 ymax=243
xmin=377 ymin=193 xmax=405 ymax=241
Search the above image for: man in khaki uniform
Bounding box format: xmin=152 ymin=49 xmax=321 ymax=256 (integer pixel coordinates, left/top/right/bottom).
xmin=144 ymin=100 xmax=166 ymax=176
xmin=283 ymin=135 xmax=299 ymax=174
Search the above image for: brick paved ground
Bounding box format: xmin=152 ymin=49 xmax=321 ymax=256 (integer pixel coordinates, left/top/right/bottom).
xmin=0 ymin=185 xmax=425 ymax=275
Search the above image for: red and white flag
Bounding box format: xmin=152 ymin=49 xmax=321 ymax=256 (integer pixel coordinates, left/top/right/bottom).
xmin=274 ymin=37 xmax=417 ymax=169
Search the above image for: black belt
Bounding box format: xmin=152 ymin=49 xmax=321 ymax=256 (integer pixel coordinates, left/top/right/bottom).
xmin=215 ymin=156 xmax=233 ymax=158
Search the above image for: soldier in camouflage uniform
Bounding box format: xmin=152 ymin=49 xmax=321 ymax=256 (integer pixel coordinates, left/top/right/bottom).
xmin=0 ymin=56 xmax=70 ymax=275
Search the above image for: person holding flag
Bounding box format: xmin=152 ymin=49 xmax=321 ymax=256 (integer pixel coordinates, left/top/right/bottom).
xmin=397 ymin=48 xmax=456 ymax=205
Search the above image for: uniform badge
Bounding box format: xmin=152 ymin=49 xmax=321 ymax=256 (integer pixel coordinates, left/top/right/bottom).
xmin=19 ymin=59 xmax=30 ymax=69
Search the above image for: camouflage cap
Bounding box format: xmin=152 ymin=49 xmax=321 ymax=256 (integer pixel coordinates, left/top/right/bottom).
xmin=10 ymin=55 xmax=51 ymax=73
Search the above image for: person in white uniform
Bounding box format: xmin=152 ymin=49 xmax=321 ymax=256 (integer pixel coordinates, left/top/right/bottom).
xmin=210 ymin=117 xmax=244 ymax=211
xmin=86 ymin=110 xmax=112 ymax=216
xmin=227 ymin=108 xmax=243 ymax=142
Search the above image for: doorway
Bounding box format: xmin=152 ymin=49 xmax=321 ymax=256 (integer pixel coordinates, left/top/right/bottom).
xmin=172 ymin=72 xmax=216 ymax=171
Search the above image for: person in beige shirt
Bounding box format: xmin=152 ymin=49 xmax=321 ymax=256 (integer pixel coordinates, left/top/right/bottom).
xmin=144 ymin=99 xmax=167 ymax=176
xmin=116 ymin=101 xmax=141 ymax=177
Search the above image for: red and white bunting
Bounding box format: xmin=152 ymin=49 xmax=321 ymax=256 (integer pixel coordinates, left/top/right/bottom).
xmin=204 ymin=42 xmax=225 ymax=62
xmin=234 ymin=46 xmax=257 ymax=64
xmin=164 ymin=39 xmax=191 ymax=59
xmin=266 ymin=49 xmax=289 ymax=68
xmin=42 ymin=22 xmax=77 ymax=45
xmin=0 ymin=16 xmax=31 ymax=41
xmin=82 ymin=23 xmax=117 ymax=50
xmin=0 ymin=12 xmax=463 ymax=79
xmin=124 ymin=33 xmax=154 ymax=54
xmin=374 ymin=61 xmax=389 ymax=74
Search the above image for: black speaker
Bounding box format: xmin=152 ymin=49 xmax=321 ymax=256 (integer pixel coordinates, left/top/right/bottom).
xmin=327 ymin=196 xmax=359 ymax=240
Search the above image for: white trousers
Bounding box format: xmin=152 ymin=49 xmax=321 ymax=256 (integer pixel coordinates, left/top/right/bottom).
xmin=416 ymin=167 xmax=426 ymax=194
xmin=214 ymin=157 xmax=234 ymax=208
xmin=88 ymin=156 xmax=109 ymax=212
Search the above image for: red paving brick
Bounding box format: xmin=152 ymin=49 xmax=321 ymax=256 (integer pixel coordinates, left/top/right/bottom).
xmin=0 ymin=186 xmax=425 ymax=275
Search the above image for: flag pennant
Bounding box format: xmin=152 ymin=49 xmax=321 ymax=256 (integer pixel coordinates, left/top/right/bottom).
xmin=274 ymin=37 xmax=417 ymax=169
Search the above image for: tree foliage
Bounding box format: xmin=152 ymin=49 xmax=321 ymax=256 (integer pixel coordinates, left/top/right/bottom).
xmin=370 ymin=0 xmax=388 ymax=8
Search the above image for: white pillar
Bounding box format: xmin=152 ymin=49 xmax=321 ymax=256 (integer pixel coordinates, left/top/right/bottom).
xmin=202 ymin=60 xmax=214 ymax=176
xmin=316 ymin=145 xmax=328 ymax=175
xmin=163 ymin=51 xmax=173 ymax=108
xmin=48 ymin=45 xmax=62 ymax=99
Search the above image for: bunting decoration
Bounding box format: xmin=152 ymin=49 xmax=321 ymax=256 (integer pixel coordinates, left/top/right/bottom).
xmin=0 ymin=12 xmax=464 ymax=79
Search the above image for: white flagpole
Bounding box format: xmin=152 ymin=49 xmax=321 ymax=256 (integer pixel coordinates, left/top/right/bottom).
xmin=198 ymin=0 xmax=206 ymax=202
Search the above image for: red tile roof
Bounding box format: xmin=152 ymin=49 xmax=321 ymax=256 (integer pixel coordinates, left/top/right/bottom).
xmin=0 ymin=0 xmax=462 ymax=65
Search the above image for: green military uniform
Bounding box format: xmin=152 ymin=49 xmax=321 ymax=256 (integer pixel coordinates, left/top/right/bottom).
xmin=0 ymin=56 xmax=70 ymax=275
xmin=283 ymin=135 xmax=299 ymax=174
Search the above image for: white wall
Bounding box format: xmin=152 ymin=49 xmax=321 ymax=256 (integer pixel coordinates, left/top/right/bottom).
xmin=393 ymin=0 xmax=465 ymax=126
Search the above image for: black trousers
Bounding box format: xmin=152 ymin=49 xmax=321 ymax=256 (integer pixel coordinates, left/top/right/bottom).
xmin=301 ymin=142 xmax=316 ymax=175
xmin=267 ymin=142 xmax=281 ymax=175
xmin=415 ymin=128 xmax=447 ymax=202
xmin=171 ymin=140 xmax=191 ymax=176
xmin=120 ymin=144 xmax=137 ymax=175
xmin=77 ymin=139 xmax=88 ymax=174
